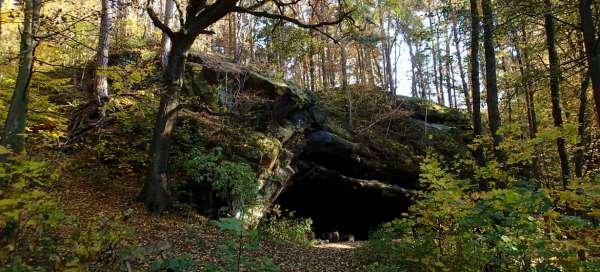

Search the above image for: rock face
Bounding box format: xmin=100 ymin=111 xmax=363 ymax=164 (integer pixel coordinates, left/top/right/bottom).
xmin=176 ymin=53 xmax=471 ymax=238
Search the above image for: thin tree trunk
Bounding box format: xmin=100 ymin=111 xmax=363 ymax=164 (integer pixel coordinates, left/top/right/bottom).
xmin=576 ymin=72 xmax=590 ymax=178
xmin=445 ymin=30 xmax=454 ymax=108
xmin=340 ymin=43 xmax=352 ymax=130
xmin=579 ymin=0 xmax=600 ymax=125
xmin=94 ymin=0 xmax=112 ymax=105
xmin=407 ymin=38 xmax=418 ymax=97
xmin=544 ymin=0 xmax=571 ymax=188
xmin=160 ymin=0 xmax=174 ymax=69
xmin=429 ymin=15 xmax=441 ymax=105
xmin=452 ymin=13 xmax=472 ymax=116
xmin=2 ymin=0 xmax=41 ymax=153
xmin=481 ymin=0 xmax=504 ymax=161
xmin=435 ymin=14 xmax=445 ymax=106
xmin=469 ymin=0 xmax=485 ymax=169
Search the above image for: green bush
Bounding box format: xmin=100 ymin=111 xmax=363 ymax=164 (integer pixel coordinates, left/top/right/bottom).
xmin=355 ymin=155 xmax=600 ymax=271
xmin=179 ymin=147 xmax=258 ymax=216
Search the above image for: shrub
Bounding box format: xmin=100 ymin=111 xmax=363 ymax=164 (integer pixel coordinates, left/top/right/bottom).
xmin=261 ymin=206 xmax=314 ymax=246
xmin=355 ymin=155 xmax=600 ymax=271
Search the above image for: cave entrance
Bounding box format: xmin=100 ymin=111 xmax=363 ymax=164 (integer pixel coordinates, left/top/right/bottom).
xmin=274 ymin=168 xmax=412 ymax=241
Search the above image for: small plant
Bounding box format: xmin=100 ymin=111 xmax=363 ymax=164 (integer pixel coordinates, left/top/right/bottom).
xmin=207 ymin=218 xmax=279 ymax=272
xmin=261 ymin=205 xmax=315 ymax=246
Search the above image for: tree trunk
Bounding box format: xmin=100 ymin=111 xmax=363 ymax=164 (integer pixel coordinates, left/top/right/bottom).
xmin=544 ymin=0 xmax=571 ymax=188
xmin=469 ymin=0 xmax=485 ymax=168
xmin=435 ymin=14 xmax=445 ymax=106
xmin=481 ymin=0 xmax=504 ymax=161
xmin=340 ymin=43 xmax=352 ymax=130
xmin=139 ymin=37 xmax=193 ymax=212
xmin=160 ymin=0 xmax=175 ymax=69
xmin=429 ymin=15 xmax=442 ymax=105
xmin=94 ymin=0 xmax=112 ymax=105
xmin=579 ymin=0 xmax=600 ymax=125
xmin=2 ymin=0 xmax=41 ymax=153
xmin=452 ymin=13 xmax=472 ymax=117
xmin=576 ymin=72 xmax=590 ymax=178
xmin=445 ymin=30 xmax=454 ymax=108
xmin=407 ymin=38 xmax=418 ymax=97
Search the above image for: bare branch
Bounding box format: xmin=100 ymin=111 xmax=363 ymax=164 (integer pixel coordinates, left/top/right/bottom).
xmin=233 ymin=5 xmax=351 ymax=43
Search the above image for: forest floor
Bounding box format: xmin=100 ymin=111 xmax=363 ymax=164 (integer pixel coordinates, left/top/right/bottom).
xmin=53 ymin=159 xmax=362 ymax=272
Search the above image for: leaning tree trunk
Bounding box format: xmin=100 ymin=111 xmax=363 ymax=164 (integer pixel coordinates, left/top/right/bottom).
xmin=469 ymin=0 xmax=485 ymax=169
xmin=544 ymin=0 xmax=571 ymax=188
xmin=481 ymin=0 xmax=504 ymax=161
xmin=139 ymin=38 xmax=193 ymax=212
xmin=579 ymin=0 xmax=600 ymax=125
xmin=94 ymin=0 xmax=112 ymax=105
xmin=2 ymin=0 xmax=41 ymax=153
xmin=159 ymin=0 xmax=175 ymax=69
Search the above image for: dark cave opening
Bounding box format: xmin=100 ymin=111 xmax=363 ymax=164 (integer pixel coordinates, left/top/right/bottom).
xmin=274 ymin=169 xmax=412 ymax=241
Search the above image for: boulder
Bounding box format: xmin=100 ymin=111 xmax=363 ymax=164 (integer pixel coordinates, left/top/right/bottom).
xmin=175 ymin=53 xmax=472 ymax=235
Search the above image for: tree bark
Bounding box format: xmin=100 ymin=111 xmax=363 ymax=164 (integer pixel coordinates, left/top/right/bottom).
xmin=544 ymin=0 xmax=571 ymax=188
xmin=481 ymin=0 xmax=504 ymax=161
xmin=469 ymin=0 xmax=485 ymax=168
xmin=2 ymin=0 xmax=41 ymax=153
xmin=579 ymin=0 xmax=600 ymax=125
xmin=94 ymin=0 xmax=112 ymax=106
xmin=160 ymin=0 xmax=175 ymax=69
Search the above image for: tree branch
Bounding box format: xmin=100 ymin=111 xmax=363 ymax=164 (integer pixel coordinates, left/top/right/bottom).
xmin=147 ymin=6 xmax=175 ymax=39
xmin=233 ymin=5 xmax=351 ymax=43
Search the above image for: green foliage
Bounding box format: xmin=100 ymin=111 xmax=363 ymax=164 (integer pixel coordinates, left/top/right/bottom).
xmin=261 ymin=205 xmax=315 ymax=246
xmin=0 ymin=148 xmax=133 ymax=271
xmin=355 ymin=155 xmax=600 ymax=271
xmin=180 ymin=147 xmax=259 ymax=215
xmin=82 ymin=92 xmax=157 ymax=173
